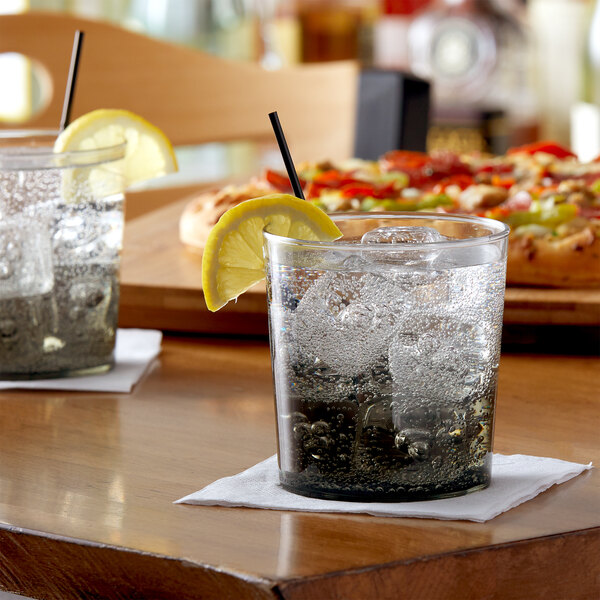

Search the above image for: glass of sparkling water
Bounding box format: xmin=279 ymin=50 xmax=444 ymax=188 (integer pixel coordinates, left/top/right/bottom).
xmin=263 ymin=213 xmax=510 ymax=501
xmin=0 ymin=130 xmax=126 ymax=379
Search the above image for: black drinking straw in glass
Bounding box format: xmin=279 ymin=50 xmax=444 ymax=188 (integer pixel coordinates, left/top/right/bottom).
xmin=268 ymin=111 xmax=305 ymax=200
xmin=60 ymin=30 xmax=85 ymax=131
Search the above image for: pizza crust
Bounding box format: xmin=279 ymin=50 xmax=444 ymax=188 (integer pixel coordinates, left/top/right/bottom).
xmin=179 ymin=191 xmax=219 ymax=253
xmin=507 ymin=225 xmax=600 ymax=288
xmin=179 ymin=182 xmax=274 ymax=252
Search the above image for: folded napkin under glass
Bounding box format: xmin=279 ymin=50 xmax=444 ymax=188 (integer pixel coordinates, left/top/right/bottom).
xmin=176 ymin=454 xmax=592 ymax=522
xmin=0 ymin=328 xmax=162 ymax=393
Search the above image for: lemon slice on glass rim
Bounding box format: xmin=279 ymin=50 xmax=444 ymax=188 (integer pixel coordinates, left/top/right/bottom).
xmin=54 ymin=109 xmax=178 ymax=198
xmin=202 ymin=193 xmax=342 ymax=312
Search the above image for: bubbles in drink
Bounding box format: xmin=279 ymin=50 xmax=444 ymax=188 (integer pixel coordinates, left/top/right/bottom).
xmin=0 ymin=221 xmax=53 ymax=299
xmin=267 ymin=223 xmax=506 ymax=501
xmin=0 ymin=164 xmax=123 ymax=379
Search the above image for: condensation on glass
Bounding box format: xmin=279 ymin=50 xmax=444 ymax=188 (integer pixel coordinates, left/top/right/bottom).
xmin=264 ymin=213 xmax=509 ymax=501
xmin=0 ymin=130 xmax=126 ymax=379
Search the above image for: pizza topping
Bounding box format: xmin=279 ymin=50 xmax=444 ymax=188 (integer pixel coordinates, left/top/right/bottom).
xmin=401 ymin=187 xmax=422 ymax=198
xmin=432 ymin=173 xmax=475 ymax=193
xmin=506 ymin=202 xmax=578 ymax=228
xmin=511 ymin=224 xmax=552 ymax=238
xmin=561 ymin=226 xmax=595 ymax=251
xmin=458 ymin=184 xmax=508 ymax=212
xmin=490 ymin=174 xmax=517 ymax=190
xmin=366 ymin=171 xmax=409 ymax=189
xmin=555 ymin=179 xmax=597 ymax=206
xmin=579 ymin=205 xmax=600 ymax=219
xmin=507 ymin=141 xmax=577 ymax=160
xmin=555 ymin=217 xmax=595 ymax=237
xmin=265 ymin=169 xmax=296 ymax=192
xmin=380 ymin=149 xmax=470 ymax=188
xmin=503 ymin=190 xmax=533 ymax=212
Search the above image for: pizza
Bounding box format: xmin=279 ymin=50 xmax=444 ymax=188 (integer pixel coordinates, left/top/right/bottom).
xmin=179 ymin=141 xmax=600 ymax=288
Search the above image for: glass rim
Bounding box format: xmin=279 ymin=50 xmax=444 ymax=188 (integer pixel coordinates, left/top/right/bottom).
xmin=0 ymin=129 xmax=126 ymax=169
xmin=263 ymin=211 xmax=510 ymax=251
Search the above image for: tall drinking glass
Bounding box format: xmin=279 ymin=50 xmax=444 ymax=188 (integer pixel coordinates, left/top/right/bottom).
xmin=0 ymin=130 xmax=126 ymax=379
xmin=264 ymin=213 xmax=509 ymax=501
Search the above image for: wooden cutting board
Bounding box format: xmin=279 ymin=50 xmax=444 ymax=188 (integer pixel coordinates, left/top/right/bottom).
xmin=119 ymin=193 xmax=600 ymax=335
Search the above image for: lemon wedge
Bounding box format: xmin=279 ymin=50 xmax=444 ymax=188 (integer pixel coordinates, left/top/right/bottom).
xmin=54 ymin=109 xmax=178 ymax=188
xmin=202 ymin=194 xmax=342 ymax=312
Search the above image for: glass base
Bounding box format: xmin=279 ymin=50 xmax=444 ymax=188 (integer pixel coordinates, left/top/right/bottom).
xmin=0 ymin=361 xmax=114 ymax=381
xmin=279 ymin=469 xmax=490 ymax=502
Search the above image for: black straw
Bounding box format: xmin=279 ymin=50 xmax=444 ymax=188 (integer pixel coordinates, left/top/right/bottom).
xmin=268 ymin=111 xmax=305 ymax=200
xmin=60 ymin=30 xmax=85 ymax=131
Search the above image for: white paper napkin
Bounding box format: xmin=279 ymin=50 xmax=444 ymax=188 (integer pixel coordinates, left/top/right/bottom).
xmin=0 ymin=329 xmax=162 ymax=393
xmin=175 ymin=454 xmax=592 ymax=522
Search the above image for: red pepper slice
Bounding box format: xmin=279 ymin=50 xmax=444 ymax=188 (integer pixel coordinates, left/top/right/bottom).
xmin=305 ymin=182 xmax=327 ymax=199
xmin=312 ymin=169 xmax=342 ymax=186
xmin=340 ymin=181 xmax=398 ymax=199
xmin=485 ymin=206 xmax=511 ymax=220
xmin=380 ymin=150 xmax=433 ymax=187
xmin=264 ymin=169 xmax=295 ymax=192
xmin=312 ymin=169 xmax=358 ymax=187
xmin=382 ymin=150 xmax=471 ymax=188
xmin=475 ymin=162 xmax=514 ymax=175
xmin=433 ymin=174 xmax=475 ymax=193
xmin=491 ymin=174 xmax=516 ymax=190
xmin=428 ymin=150 xmax=472 ymax=177
xmin=579 ymin=205 xmax=600 ymax=219
xmin=340 ymin=183 xmax=378 ymax=198
xmin=381 ymin=150 xmax=431 ymax=170
xmin=507 ymin=141 xmax=577 ymax=159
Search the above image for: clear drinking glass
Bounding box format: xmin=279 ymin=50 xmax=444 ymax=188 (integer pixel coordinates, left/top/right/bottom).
xmin=264 ymin=212 xmax=509 ymax=501
xmin=0 ymin=130 xmax=126 ymax=379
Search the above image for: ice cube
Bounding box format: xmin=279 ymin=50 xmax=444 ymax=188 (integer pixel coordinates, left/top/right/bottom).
xmin=389 ymin=315 xmax=492 ymax=411
xmin=291 ymin=270 xmax=403 ymax=376
xmin=361 ymin=226 xmax=447 ymax=245
xmin=361 ymin=226 xmax=449 ymax=267
xmin=52 ymin=198 xmax=123 ymax=265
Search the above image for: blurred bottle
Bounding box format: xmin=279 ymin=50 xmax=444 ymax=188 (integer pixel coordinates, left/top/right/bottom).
xmin=128 ymin=0 xmax=257 ymax=61
xmin=255 ymin=0 xmax=302 ymax=68
xmin=406 ymin=0 xmax=537 ymax=153
xmin=374 ymin=0 xmax=431 ymax=71
xmin=529 ymin=0 xmax=589 ymax=147
xmin=571 ymin=0 xmax=600 ymax=161
xmin=297 ymin=0 xmax=378 ymax=64
xmin=582 ymin=0 xmax=600 ymax=106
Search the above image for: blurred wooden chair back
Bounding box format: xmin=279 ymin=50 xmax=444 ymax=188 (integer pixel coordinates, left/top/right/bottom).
xmin=0 ymin=11 xmax=358 ymax=162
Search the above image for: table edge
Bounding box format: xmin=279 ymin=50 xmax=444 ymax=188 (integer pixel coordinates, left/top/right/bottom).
xmin=1 ymin=522 xmax=598 ymax=600
xmin=275 ymin=526 xmax=600 ymax=599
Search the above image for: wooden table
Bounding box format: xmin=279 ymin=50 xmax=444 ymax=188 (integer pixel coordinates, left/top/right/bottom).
xmin=119 ymin=194 xmax=600 ymax=336
xmin=0 ymin=336 xmax=598 ymax=600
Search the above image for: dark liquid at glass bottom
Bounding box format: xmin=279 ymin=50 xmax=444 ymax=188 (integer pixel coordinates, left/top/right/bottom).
xmin=277 ymin=391 xmax=494 ymax=502
xmin=280 ymin=464 xmax=491 ymax=502
xmin=0 ymin=266 xmax=119 ymax=379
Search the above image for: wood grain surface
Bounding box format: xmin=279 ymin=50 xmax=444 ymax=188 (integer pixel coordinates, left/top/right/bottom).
xmin=120 ymin=195 xmax=600 ymax=334
xmin=0 ymin=337 xmax=598 ymax=599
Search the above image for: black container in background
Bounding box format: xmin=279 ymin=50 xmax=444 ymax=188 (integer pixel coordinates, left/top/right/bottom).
xmin=354 ymin=69 xmax=430 ymax=160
